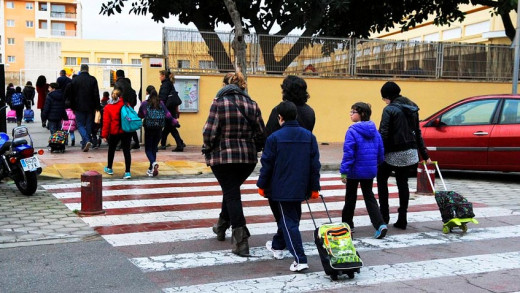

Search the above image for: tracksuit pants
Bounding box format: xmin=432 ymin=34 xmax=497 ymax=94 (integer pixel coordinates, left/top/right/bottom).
xmin=271 ymin=201 xmax=307 ymax=264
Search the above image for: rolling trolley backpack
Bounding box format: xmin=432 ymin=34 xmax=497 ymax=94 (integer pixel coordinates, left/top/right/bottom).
xmin=306 ymin=195 xmax=363 ymax=280
xmin=24 ymin=109 xmax=34 ymax=122
xmin=7 ymin=110 xmax=17 ymax=123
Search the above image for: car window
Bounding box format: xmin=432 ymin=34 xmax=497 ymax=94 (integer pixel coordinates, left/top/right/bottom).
xmin=440 ymin=99 xmax=499 ymax=126
xmin=500 ymin=99 xmax=520 ymax=124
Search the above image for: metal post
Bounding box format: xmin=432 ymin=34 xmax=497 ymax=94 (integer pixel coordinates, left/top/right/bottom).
xmin=0 ymin=64 xmax=6 ymax=133
xmin=513 ymin=1 xmax=520 ymax=94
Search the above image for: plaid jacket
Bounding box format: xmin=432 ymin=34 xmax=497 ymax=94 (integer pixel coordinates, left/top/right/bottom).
xmin=203 ymin=85 xmax=266 ymax=166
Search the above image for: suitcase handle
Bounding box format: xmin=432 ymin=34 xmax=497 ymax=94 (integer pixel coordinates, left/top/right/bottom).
xmin=305 ymin=194 xmax=332 ymax=230
xmin=422 ymin=161 xmax=448 ymax=193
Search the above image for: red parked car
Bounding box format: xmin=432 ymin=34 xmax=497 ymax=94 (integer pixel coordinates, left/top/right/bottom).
xmin=420 ymin=94 xmax=520 ymax=172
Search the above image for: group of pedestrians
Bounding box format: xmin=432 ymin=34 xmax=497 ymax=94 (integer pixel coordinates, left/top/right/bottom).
xmin=202 ymin=73 xmax=430 ymax=273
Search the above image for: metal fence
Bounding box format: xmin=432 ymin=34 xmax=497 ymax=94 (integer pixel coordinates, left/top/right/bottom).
xmin=163 ymin=28 xmax=514 ymax=81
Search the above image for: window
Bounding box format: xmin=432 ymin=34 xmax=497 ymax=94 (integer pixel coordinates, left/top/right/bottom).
xmin=465 ymin=21 xmax=490 ymax=36
xmin=99 ymin=58 xmax=122 ymax=64
xmin=111 ymin=58 xmax=122 ymax=65
xmin=131 ymin=59 xmax=141 ymax=65
xmin=177 ymin=60 xmax=190 ymax=68
xmin=26 ymin=2 xmax=33 ymax=10
xmin=39 ymin=3 xmax=47 ymax=11
xmin=7 ymin=38 xmax=15 ymax=45
xmin=7 ymin=20 xmax=15 ymax=27
xmin=6 ymin=2 xmax=14 ymax=9
xmin=199 ymin=60 xmax=217 ymax=70
xmin=65 ymin=57 xmax=77 ymax=66
xmin=7 ymin=56 xmax=16 ymax=63
xmin=26 ymin=21 xmax=34 ymax=28
xmin=40 ymin=21 xmax=48 ymax=29
xmin=500 ymin=100 xmax=520 ymax=124
xmin=440 ymin=99 xmax=499 ymax=126
xmin=80 ymin=57 xmax=89 ymax=64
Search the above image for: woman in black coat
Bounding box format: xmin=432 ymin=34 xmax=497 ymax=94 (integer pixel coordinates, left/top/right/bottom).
xmin=41 ymin=83 xmax=67 ymax=135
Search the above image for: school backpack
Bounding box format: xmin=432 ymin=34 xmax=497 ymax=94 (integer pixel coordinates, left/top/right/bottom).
xmin=10 ymin=93 xmax=24 ymax=107
xmin=145 ymin=104 xmax=166 ymax=129
xmin=120 ymin=103 xmax=142 ymax=132
xmin=318 ymin=223 xmax=362 ymax=267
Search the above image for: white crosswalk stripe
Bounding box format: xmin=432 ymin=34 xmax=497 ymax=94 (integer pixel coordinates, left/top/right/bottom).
xmin=44 ymin=174 xmax=520 ymax=292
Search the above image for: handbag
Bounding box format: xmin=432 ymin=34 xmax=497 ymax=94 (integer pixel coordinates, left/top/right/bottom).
xmin=226 ymin=97 xmax=265 ymax=152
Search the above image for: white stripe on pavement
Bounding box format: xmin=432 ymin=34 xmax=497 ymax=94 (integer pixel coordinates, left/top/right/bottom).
xmin=79 ymin=195 xmax=434 ymax=227
xmin=102 ymin=207 xmax=512 ymax=246
xmin=163 ymin=251 xmax=520 ymax=293
xmin=131 ymin=224 xmax=520 ymax=272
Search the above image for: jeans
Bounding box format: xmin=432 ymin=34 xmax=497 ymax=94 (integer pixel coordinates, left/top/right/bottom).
xmin=273 ymin=201 xmax=307 ymax=264
xmin=107 ymin=133 xmax=132 ymax=172
xmin=211 ymin=163 xmax=256 ymax=228
xmin=144 ymin=128 xmax=162 ymax=169
xmin=47 ymin=120 xmax=60 ymax=135
xmin=75 ymin=111 xmax=94 ymax=148
xmin=342 ymin=178 xmax=385 ymax=230
xmin=377 ymin=161 xmax=412 ymax=223
xmin=161 ymin=123 xmax=184 ymax=147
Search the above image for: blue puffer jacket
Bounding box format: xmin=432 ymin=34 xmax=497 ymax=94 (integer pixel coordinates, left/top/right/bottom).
xmin=340 ymin=121 xmax=384 ymax=179
xmin=257 ymin=121 xmax=321 ymax=201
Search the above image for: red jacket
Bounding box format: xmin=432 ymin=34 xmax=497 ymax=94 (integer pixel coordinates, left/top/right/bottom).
xmin=101 ymin=98 xmax=124 ymax=138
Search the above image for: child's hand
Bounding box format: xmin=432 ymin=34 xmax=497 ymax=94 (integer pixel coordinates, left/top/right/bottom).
xmin=258 ymin=188 xmax=265 ymax=197
xmin=341 ymin=174 xmax=347 ymax=184
xmin=311 ymin=191 xmax=319 ymax=199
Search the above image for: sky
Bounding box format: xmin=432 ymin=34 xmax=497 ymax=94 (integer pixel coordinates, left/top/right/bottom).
xmin=80 ymin=0 xmax=196 ymax=41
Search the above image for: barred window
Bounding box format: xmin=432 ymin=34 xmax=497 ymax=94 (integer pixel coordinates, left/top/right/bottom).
xmin=65 ymin=57 xmax=77 ymax=65
xmin=177 ymin=60 xmax=190 ymax=68
xmin=199 ymin=60 xmax=217 ymax=69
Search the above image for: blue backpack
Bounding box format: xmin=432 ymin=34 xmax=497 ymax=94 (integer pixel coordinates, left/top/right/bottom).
xmin=145 ymin=104 xmax=166 ymax=129
xmin=11 ymin=93 xmax=24 ymax=107
xmin=120 ymin=104 xmax=142 ymax=132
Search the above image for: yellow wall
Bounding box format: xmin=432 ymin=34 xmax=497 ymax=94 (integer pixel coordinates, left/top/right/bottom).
xmin=155 ymin=74 xmax=512 ymax=146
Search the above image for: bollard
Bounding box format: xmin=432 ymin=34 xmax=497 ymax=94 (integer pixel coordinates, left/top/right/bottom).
xmin=416 ymin=163 xmax=436 ymax=194
xmin=79 ymin=170 xmax=105 ymax=216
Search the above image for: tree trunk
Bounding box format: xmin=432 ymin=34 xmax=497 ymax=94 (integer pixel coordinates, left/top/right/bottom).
xmin=223 ymin=0 xmax=247 ymax=79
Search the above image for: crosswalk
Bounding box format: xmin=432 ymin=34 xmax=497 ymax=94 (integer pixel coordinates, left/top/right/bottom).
xmin=42 ymin=173 xmax=520 ymax=292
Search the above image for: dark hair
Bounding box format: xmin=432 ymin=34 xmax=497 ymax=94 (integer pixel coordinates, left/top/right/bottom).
xmin=80 ymin=64 xmax=89 ymax=72
xmin=380 ymin=81 xmax=401 ymax=100
xmin=15 ymin=86 xmax=22 ymax=93
xmin=116 ymin=69 xmax=125 ymax=78
xmin=60 ymin=69 xmax=66 ymax=76
xmin=36 ymin=75 xmax=47 ymax=87
xmin=26 ymin=81 xmax=32 ymax=86
xmin=7 ymin=83 xmax=14 ymax=88
xmin=276 ymin=101 xmax=298 ymax=121
xmin=281 ymin=75 xmax=309 ymax=106
xmin=49 ymin=83 xmax=59 ymax=90
xmin=351 ymin=102 xmax=372 ymax=121
xmin=148 ymin=89 xmax=160 ymax=109
xmin=102 ymin=91 xmax=110 ymax=98
xmin=145 ymin=85 xmax=156 ymax=95
xmin=160 ymin=70 xmax=175 ymax=83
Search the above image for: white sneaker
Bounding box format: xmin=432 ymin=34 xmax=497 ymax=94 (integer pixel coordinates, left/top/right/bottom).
xmin=289 ymin=261 xmax=309 ymax=272
xmin=146 ymin=169 xmax=154 ymax=177
xmin=265 ymin=241 xmax=284 ymax=260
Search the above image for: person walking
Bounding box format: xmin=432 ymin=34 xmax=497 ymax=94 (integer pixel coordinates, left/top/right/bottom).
xmin=22 ymin=81 xmax=35 ymax=109
xmin=158 ymin=70 xmax=185 ymax=152
xmin=101 ymin=87 xmax=132 ymax=179
xmin=202 ymin=71 xmax=265 ymax=256
xmin=377 ymin=81 xmax=431 ymax=230
xmin=62 ymin=108 xmax=77 ymax=146
xmin=8 ymin=86 xmax=26 ymax=126
xmin=41 ymin=83 xmax=67 ymax=135
xmin=257 ymin=101 xmax=321 ymax=272
xmin=340 ymin=102 xmax=387 ymax=239
xmin=67 ymin=64 xmax=101 ymax=152
xmin=36 ymin=75 xmax=49 ymax=127
xmin=263 ymin=75 xmax=316 ymax=255
xmin=114 ymin=69 xmax=140 ymax=149
xmin=56 ymin=69 xmax=72 ymax=90
xmin=138 ymin=86 xmax=177 ymax=177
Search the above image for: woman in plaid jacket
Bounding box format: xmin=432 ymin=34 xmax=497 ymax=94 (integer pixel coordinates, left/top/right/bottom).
xmin=202 ymin=71 xmax=266 ymax=257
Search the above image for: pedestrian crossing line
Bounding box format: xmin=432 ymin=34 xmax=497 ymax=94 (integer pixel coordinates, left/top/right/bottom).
xmin=162 ymin=251 xmax=520 ymax=293
xmin=131 ymin=224 xmax=520 ymax=272
xmin=40 ymin=173 xmax=339 ymax=190
xmin=101 ymin=207 xmax=513 ymax=246
xmin=77 ymin=195 xmax=435 ymax=228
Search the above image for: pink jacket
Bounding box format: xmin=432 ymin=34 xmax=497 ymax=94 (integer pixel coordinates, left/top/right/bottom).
xmin=61 ymin=108 xmax=77 ymax=131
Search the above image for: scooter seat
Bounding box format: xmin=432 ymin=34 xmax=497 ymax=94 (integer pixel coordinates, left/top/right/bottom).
xmin=12 ymin=138 xmax=28 ymax=147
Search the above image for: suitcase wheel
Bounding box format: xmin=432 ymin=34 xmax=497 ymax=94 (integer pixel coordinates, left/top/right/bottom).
xmin=330 ymin=273 xmax=339 ymax=281
xmin=346 ymin=271 xmax=355 ymax=279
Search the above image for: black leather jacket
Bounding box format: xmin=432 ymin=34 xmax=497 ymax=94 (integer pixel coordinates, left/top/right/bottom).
xmin=379 ymin=96 xmax=429 ymax=160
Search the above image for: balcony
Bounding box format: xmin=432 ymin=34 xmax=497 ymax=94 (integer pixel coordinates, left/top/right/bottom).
xmin=51 ymin=29 xmax=77 ymax=37
xmin=50 ymin=11 xmax=77 ymax=20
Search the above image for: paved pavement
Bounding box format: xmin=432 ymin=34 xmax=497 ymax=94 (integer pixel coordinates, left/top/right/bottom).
xmin=1 ymin=114 xmax=520 ymax=292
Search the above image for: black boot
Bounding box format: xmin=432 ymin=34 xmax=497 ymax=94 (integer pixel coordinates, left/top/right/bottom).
xmin=393 ymin=212 xmax=407 ymax=230
xmin=231 ymin=226 xmax=251 ymax=257
xmin=212 ymin=217 xmax=230 ymax=241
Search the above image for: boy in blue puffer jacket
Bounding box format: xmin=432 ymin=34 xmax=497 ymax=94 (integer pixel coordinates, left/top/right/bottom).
xmin=340 ymin=102 xmax=387 ymax=239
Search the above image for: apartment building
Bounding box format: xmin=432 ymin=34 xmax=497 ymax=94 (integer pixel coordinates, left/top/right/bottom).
xmin=2 ymin=0 xmax=81 ymax=72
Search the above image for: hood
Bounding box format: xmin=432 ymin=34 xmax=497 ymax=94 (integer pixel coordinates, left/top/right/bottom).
xmin=391 ymin=96 xmax=419 ymax=116
xmin=108 ymin=97 xmax=121 ymax=105
xmin=216 ymin=84 xmax=249 ymax=99
xmin=350 ymin=121 xmax=378 ymax=139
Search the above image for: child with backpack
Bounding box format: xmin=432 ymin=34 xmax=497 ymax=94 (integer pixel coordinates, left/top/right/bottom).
xmin=138 ymin=86 xmax=178 ymax=177
xmin=101 ymin=87 xmax=132 ymax=179
xmin=9 ymin=86 xmax=26 ymax=126
xmin=340 ymin=102 xmax=387 ymax=239
xmin=62 ymin=108 xmax=77 ymax=146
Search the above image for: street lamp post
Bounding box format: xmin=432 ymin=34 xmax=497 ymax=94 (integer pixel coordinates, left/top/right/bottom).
xmin=513 ymin=1 xmax=520 ymax=94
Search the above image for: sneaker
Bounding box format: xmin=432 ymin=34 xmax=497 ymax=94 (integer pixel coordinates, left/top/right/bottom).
xmin=104 ymin=167 xmax=114 ymax=175
xmin=146 ymin=169 xmax=154 ymax=177
xmin=82 ymin=142 xmax=92 ymax=152
xmin=159 ymin=145 xmax=167 ymax=150
xmin=152 ymin=162 xmax=159 ymax=177
xmin=123 ymin=172 xmax=131 ymax=179
xmin=265 ymin=241 xmax=284 ymax=260
xmin=289 ymin=261 xmax=309 ymax=272
xmin=374 ymin=224 xmax=388 ymax=239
